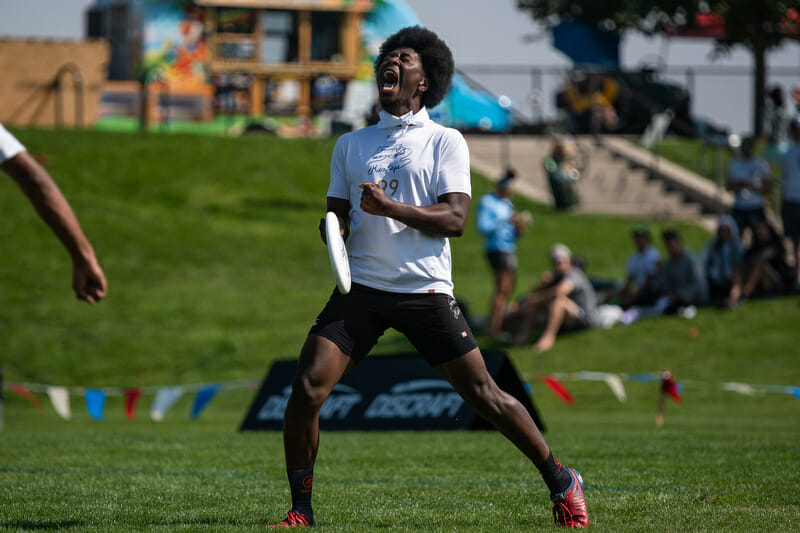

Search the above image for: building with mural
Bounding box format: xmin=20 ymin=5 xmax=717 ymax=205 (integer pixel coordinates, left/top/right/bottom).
xmin=87 ymin=0 xmax=510 ymax=133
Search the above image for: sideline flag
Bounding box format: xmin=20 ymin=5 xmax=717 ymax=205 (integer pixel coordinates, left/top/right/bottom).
xmin=656 ymin=370 xmax=681 ymax=427
xmin=47 ymin=386 xmax=71 ymax=420
xmin=661 ymin=372 xmax=682 ymax=403
xmin=542 ymin=375 xmax=574 ymax=404
xmin=190 ymin=384 xmax=220 ymax=420
xmin=9 ymin=384 xmax=44 ymax=412
xmin=603 ymin=373 xmax=627 ymax=403
xmin=151 ymin=386 xmax=184 ymax=422
xmin=124 ymin=388 xmax=142 ymax=421
xmin=721 ymin=382 xmax=756 ymax=396
xmin=85 ymin=389 xmax=106 ymax=420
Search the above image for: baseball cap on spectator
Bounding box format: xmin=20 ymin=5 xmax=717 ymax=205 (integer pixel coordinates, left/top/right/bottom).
xmin=550 ymin=243 xmax=572 ymax=262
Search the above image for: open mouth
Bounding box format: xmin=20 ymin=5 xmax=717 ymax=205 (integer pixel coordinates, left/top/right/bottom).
xmin=381 ymin=69 xmax=398 ymax=92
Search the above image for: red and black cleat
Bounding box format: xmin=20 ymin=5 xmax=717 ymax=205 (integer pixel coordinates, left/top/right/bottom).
xmin=269 ymin=510 xmax=315 ymax=528
xmin=551 ymin=467 xmax=588 ymax=528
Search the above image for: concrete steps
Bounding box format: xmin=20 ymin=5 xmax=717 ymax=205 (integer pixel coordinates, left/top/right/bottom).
xmin=465 ymin=134 xmax=722 ymax=231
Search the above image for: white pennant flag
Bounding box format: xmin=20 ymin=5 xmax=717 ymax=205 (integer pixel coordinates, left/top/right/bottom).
xmin=47 ymin=386 xmax=71 ymax=419
xmin=721 ymin=382 xmax=756 ymax=396
xmin=603 ymin=374 xmax=627 ymax=403
xmin=150 ymin=386 xmax=184 ymax=422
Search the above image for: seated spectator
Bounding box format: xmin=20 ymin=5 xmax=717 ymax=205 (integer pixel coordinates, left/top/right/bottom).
xmin=701 ymin=215 xmax=744 ymax=307
xmin=616 ymin=224 xmax=662 ymax=309
xmin=726 ymin=137 xmax=771 ymax=242
xmin=620 ymin=229 xmax=707 ymax=324
xmin=559 ymin=72 xmax=619 ymax=134
xmin=731 ymin=220 xmax=793 ymax=302
xmin=655 ymin=229 xmax=709 ymax=313
xmin=510 ymin=244 xmax=598 ymax=352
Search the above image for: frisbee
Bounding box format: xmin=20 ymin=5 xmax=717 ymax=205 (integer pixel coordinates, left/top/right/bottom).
xmin=325 ymin=211 xmax=351 ymax=294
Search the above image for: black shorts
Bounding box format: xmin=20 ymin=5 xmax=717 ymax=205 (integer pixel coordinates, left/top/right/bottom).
xmin=732 ymin=206 xmax=766 ymax=234
xmin=486 ymin=251 xmax=518 ymax=272
xmin=782 ymin=201 xmax=800 ymax=239
xmin=309 ymin=283 xmax=479 ymax=366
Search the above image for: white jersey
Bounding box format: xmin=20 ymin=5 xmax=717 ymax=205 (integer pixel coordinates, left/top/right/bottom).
xmin=327 ymin=107 xmax=471 ymax=295
xmin=0 ymin=124 xmax=25 ymax=164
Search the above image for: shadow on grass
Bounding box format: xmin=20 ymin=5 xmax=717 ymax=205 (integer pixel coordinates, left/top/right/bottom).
xmin=2 ymin=520 xmax=86 ymax=530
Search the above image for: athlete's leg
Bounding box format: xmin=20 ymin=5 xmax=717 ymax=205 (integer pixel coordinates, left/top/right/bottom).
xmin=489 ymin=268 xmax=515 ymax=339
xmin=435 ymin=347 xmax=549 ymax=463
xmin=283 ymin=334 xmax=354 ymax=469
xmin=436 ymin=348 xmax=587 ymax=527
xmin=272 ymin=335 xmax=354 ymax=527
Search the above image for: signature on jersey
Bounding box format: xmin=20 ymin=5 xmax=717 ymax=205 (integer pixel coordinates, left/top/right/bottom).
xmin=367 ymin=144 xmax=413 ymax=176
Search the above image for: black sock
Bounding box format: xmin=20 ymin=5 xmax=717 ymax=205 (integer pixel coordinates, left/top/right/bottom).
xmin=536 ymin=452 xmax=572 ymax=495
xmin=287 ymin=468 xmax=314 ymax=519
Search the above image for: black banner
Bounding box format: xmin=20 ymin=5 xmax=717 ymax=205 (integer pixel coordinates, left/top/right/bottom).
xmin=239 ymin=351 xmax=545 ymax=432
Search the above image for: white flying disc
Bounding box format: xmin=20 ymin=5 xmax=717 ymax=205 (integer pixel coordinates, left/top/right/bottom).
xmin=325 ymin=212 xmax=351 ymax=294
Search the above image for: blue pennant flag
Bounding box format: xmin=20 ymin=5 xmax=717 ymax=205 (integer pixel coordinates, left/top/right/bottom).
xmin=85 ymin=389 xmax=106 ymax=421
xmin=190 ymin=385 xmax=220 ymax=420
xmin=628 ymin=373 xmax=658 ymax=383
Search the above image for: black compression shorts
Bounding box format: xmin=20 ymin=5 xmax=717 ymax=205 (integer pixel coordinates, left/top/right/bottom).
xmin=309 ymin=283 xmax=479 ymax=366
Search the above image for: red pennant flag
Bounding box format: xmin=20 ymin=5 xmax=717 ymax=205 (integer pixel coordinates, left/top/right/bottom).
xmin=661 ymin=372 xmax=682 ymax=403
xmin=542 ymin=375 xmax=574 ymax=404
xmin=9 ymin=384 xmax=44 ymax=413
xmin=124 ymin=388 xmax=142 ymax=421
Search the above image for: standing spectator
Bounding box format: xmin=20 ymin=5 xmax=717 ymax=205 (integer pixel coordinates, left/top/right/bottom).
xmin=655 ymin=229 xmax=708 ymax=313
xmin=763 ymin=85 xmax=793 ymax=172
xmin=733 ymin=220 xmax=793 ymax=301
xmin=543 ymin=136 xmax=581 ymax=209
xmin=617 ymin=224 xmax=662 ymax=309
xmin=476 ymin=168 xmax=531 ymax=340
xmin=701 ymin=215 xmax=744 ymax=307
xmin=726 ymin=137 xmax=772 ymax=241
xmin=512 ymin=244 xmax=598 ymax=352
xmin=781 ymin=117 xmax=800 ymax=290
xmin=0 ymin=123 xmax=106 ymax=303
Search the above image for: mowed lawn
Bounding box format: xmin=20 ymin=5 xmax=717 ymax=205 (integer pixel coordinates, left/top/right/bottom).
xmin=0 ymin=128 xmax=798 ymax=531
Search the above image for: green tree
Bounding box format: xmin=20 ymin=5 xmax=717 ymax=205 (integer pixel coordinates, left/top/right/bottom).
xmin=518 ymin=0 xmax=800 ymax=137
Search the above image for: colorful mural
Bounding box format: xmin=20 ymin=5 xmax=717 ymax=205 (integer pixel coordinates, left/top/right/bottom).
xmin=143 ymin=1 xmax=207 ymax=89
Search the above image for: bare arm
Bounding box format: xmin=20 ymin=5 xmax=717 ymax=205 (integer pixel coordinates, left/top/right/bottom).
xmin=2 ymin=151 xmax=107 ymax=303
xmin=318 ymin=196 xmax=351 ymax=244
xmin=358 ymin=182 xmax=470 ymax=237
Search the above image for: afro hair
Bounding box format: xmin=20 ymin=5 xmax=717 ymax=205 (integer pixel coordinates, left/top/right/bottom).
xmin=374 ymin=26 xmax=454 ymax=109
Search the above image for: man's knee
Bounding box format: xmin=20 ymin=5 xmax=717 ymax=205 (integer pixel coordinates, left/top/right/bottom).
xmin=290 ymin=373 xmax=330 ymax=410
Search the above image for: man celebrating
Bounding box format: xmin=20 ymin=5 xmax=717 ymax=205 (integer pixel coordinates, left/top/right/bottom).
xmin=270 ymin=27 xmax=587 ymax=529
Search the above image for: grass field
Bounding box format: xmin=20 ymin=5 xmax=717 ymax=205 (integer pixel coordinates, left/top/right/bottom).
xmin=1 ymin=128 xmax=798 ymax=531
